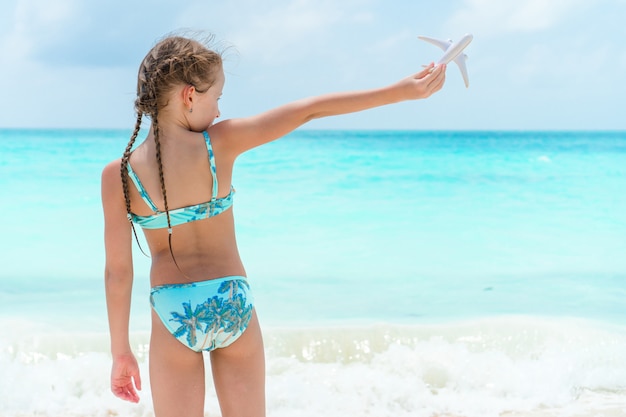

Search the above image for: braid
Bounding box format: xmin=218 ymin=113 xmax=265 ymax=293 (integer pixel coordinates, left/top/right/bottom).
xmin=120 ymin=113 xmax=149 ymax=257
xmin=152 ymin=112 xmax=171 ymax=231
xmin=152 ymin=112 xmax=188 ymax=278
xmin=121 ymin=113 xmax=142 ymax=216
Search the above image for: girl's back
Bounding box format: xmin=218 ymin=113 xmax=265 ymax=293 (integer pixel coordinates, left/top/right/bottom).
xmin=124 ymin=129 xmax=246 ymax=285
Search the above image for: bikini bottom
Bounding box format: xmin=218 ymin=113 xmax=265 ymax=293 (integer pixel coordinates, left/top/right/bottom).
xmin=150 ymin=276 xmax=254 ymax=352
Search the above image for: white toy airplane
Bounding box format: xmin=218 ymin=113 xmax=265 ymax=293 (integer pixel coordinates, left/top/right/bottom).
xmin=418 ymin=33 xmax=473 ymax=88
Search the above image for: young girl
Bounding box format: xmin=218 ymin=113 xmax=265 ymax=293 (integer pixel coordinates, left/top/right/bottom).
xmin=101 ymin=34 xmax=446 ymax=417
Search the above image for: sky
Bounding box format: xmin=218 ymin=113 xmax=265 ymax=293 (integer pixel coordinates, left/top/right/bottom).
xmin=0 ymin=0 xmax=625 ymax=131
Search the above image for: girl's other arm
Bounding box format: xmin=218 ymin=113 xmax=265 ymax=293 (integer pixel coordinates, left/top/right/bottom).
xmin=101 ymin=160 xmax=142 ymax=403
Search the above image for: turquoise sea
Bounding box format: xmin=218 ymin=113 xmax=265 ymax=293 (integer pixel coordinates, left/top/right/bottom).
xmin=1 ymin=128 xmax=625 ymax=417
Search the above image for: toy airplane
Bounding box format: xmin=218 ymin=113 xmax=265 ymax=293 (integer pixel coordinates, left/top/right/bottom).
xmin=418 ymin=33 xmax=473 ymax=88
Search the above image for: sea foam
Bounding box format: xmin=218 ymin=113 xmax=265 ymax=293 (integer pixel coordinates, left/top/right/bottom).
xmin=2 ymin=316 xmax=625 ymax=417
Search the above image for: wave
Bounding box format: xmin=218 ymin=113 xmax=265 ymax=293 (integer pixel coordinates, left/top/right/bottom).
xmin=1 ymin=316 xmax=625 ymax=416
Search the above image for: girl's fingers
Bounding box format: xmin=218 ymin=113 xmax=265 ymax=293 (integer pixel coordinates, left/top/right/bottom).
xmin=417 ymin=62 xmax=435 ymax=78
xmin=134 ymin=372 xmax=142 ymax=391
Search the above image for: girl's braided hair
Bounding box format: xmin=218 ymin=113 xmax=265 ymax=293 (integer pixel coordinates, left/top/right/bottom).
xmin=120 ymin=34 xmax=223 ymax=265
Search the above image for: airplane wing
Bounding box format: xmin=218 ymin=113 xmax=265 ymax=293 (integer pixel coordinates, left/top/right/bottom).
xmin=454 ymin=53 xmax=470 ymax=88
xmin=417 ymin=36 xmax=451 ymax=52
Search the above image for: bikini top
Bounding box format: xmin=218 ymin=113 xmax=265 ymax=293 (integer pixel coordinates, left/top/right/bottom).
xmin=127 ymin=131 xmax=234 ymax=230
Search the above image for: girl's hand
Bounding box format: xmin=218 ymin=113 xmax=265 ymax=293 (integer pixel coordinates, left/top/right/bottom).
xmin=111 ymin=353 xmax=142 ymax=403
xmin=397 ymin=63 xmax=447 ymax=101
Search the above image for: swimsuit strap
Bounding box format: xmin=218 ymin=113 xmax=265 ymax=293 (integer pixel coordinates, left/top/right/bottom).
xmin=203 ymin=131 xmax=219 ymax=201
xmin=126 ymin=162 xmax=159 ymax=212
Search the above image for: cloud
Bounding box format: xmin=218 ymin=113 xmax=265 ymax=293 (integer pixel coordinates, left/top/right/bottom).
xmin=1 ymin=0 xmax=77 ymax=63
xmin=370 ymin=30 xmax=414 ymax=54
xmin=1 ymin=0 xmax=182 ymax=68
xmin=446 ymin=0 xmax=588 ymax=37
xmin=230 ymin=0 xmax=342 ymax=62
xmin=233 ymin=0 xmax=358 ymax=64
xmin=176 ymin=0 xmax=375 ymax=66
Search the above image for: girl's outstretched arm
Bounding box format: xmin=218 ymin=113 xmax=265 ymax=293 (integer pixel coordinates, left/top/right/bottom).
xmin=213 ymin=63 xmax=446 ymax=156
xmin=101 ymin=160 xmax=142 ymax=403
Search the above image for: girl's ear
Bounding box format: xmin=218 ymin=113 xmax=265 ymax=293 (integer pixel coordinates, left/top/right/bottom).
xmin=182 ymin=84 xmax=196 ymax=110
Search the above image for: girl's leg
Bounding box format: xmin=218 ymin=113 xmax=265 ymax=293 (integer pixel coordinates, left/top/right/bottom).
xmin=210 ymin=310 xmax=266 ymax=417
xmin=149 ymin=310 xmax=206 ymax=417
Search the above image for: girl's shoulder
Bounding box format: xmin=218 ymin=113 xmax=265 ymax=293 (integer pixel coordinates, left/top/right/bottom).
xmin=101 ymin=158 xmax=124 ymax=192
xmin=102 ymin=158 xmax=122 ymax=179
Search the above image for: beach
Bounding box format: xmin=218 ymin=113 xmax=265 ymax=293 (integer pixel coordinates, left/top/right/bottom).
xmin=1 ymin=129 xmax=625 ymax=416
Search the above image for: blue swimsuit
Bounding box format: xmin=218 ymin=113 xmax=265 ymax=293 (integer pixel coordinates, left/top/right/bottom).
xmin=150 ymin=277 xmax=253 ymax=352
xmin=127 ymin=131 xmax=253 ymax=352
xmin=127 ymin=131 xmax=234 ymax=229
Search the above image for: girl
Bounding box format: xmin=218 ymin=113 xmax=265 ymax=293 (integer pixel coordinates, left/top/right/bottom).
xmin=101 ymin=34 xmax=446 ymax=417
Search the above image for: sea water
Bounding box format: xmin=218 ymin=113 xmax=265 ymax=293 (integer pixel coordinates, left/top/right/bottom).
xmin=0 ymin=129 xmax=625 ymax=416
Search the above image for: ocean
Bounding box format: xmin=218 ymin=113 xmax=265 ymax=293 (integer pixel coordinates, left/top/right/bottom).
xmin=0 ymin=128 xmax=625 ymax=417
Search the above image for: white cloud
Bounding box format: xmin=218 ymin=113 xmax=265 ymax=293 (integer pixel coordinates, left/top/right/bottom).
xmin=1 ymin=0 xmax=182 ymax=67
xmin=0 ymin=0 xmax=80 ymax=64
xmin=352 ymin=11 xmax=375 ymax=24
xmin=14 ymin=0 xmax=77 ymax=27
xmin=446 ymin=0 xmax=588 ymax=37
xmin=227 ymin=0 xmax=350 ymax=64
xmin=177 ymin=0 xmax=375 ymax=66
xmin=507 ymin=38 xmax=611 ymax=95
xmin=371 ymin=30 xmax=413 ymax=53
